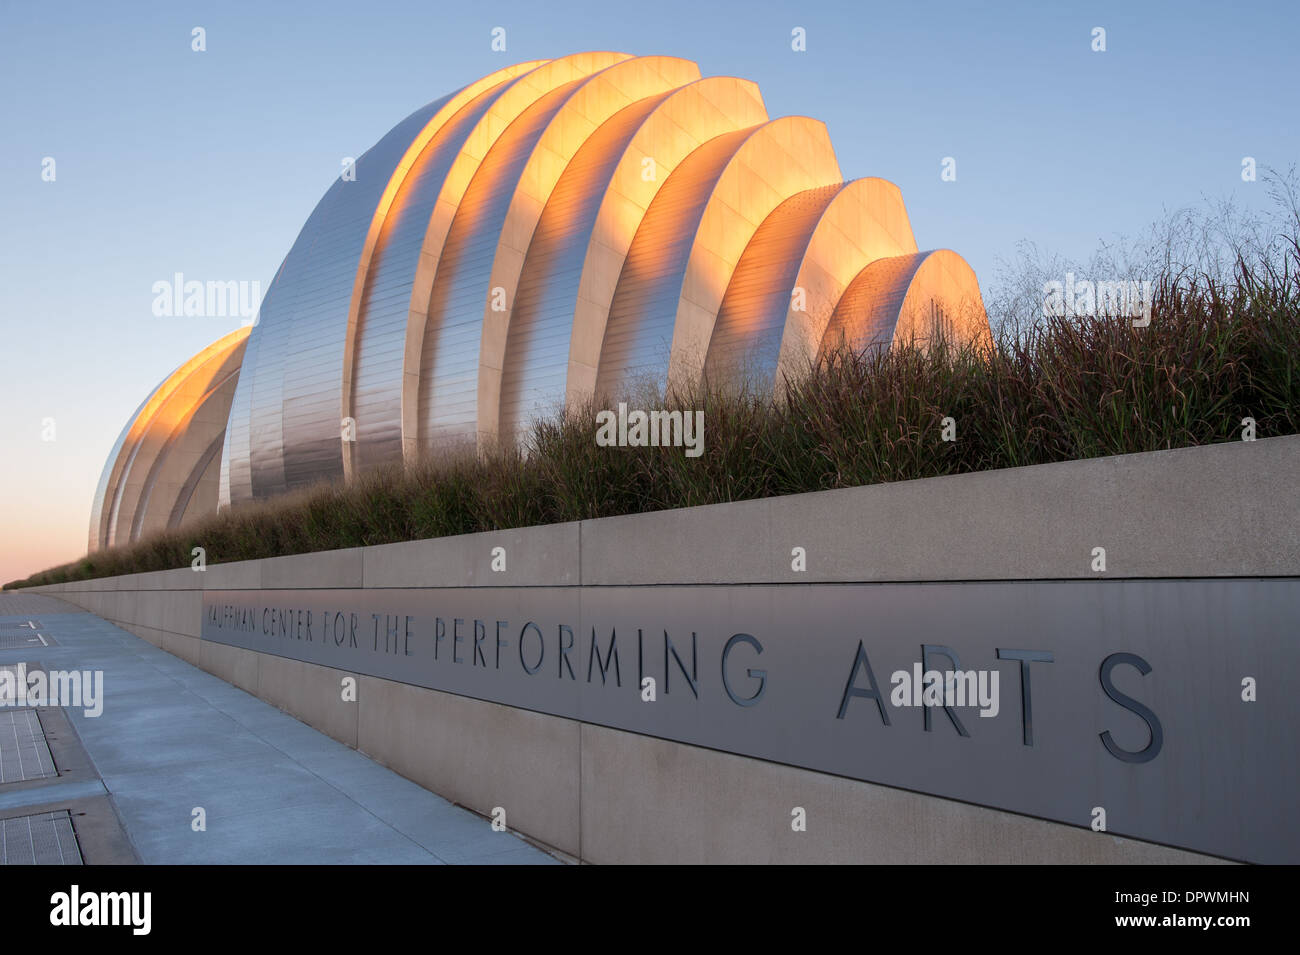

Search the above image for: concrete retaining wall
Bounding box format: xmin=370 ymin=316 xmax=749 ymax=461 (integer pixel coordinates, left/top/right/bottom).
xmin=31 ymin=436 xmax=1300 ymax=863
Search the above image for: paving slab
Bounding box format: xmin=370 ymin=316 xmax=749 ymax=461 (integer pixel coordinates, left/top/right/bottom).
xmin=0 ymin=595 xmax=559 ymax=865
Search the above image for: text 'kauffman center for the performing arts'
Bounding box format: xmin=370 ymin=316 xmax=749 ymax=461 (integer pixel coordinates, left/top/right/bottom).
xmin=90 ymin=52 xmax=991 ymax=553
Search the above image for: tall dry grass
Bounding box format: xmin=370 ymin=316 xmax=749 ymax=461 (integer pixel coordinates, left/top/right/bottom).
xmin=8 ymin=178 xmax=1298 ymax=588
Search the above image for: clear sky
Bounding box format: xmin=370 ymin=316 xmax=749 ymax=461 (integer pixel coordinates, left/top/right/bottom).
xmin=1 ymin=0 xmax=1296 ymax=583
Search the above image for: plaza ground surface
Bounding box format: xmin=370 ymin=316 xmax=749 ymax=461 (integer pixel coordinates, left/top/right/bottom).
xmin=0 ymin=593 xmax=558 ymax=865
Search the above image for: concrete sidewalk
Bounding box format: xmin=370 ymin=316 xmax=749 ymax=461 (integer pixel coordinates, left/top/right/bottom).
xmin=0 ymin=594 xmax=558 ymax=864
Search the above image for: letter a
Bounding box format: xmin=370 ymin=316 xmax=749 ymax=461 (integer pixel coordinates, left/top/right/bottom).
xmin=836 ymin=641 xmax=891 ymax=725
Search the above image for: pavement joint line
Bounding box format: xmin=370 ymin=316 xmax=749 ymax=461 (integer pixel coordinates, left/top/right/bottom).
xmin=177 ymin=685 xmax=457 ymax=864
xmin=0 ymin=778 xmax=107 ymax=812
xmin=0 ymin=608 xmax=555 ymax=864
xmin=100 ymin=674 xmax=445 ymax=861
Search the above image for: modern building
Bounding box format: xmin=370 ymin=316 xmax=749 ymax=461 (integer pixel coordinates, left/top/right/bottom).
xmin=90 ymin=52 xmax=990 ymax=552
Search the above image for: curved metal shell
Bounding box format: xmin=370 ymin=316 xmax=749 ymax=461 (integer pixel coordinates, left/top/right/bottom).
xmin=561 ymin=76 xmax=769 ymax=411
xmin=706 ymin=176 xmax=921 ymax=390
xmin=595 ymin=115 xmax=844 ymax=401
xmin=818 ymin=250 xmax=991 ymax=358
xmin=496 ymin=91 xmax=676 ymax=441
xmin=341 ymin=60 xmax=549 ymax=479
xmin=223 ymin=93 xmax=460 ymax=505
xmin=346 ymin=74 xmax=528 ymax=475
xmin=96 ymin=52 xmax=991 ymax=547
xmin=90 ymin=327 xmax=249 ymax=551
xmin=401 ymin=52 xmax=632 ymax=461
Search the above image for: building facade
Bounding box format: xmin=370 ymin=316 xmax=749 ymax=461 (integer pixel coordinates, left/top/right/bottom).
xmin=90 ymin=52 xmax=990 ymax=552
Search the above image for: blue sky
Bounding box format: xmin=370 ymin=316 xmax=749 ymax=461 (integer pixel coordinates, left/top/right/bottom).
xmin=1 ymin=0 xmax=1296 ymax=580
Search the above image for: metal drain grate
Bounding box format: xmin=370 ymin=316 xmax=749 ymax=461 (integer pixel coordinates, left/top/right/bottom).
xmin=0 ymin=709 xmax=58 ymax=783
xmin=0 ymin=664 xmax=29 ymax=706
xmin=0 ymin=810 xmax=83 ymax=865
xmin=0 ymin=632 xmax=51 ymax=649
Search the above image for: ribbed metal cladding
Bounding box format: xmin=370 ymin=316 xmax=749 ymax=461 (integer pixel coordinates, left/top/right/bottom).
xmin=94 ymin=52 xmax=990 ymax=543
xmin=91 ymin=329 xmax=247 ymax=551
xmin=129 ymin=362 xmax=242 ymax=542
xmin=223 ymin=95 xmax=457 ymax=502
xmin=167 ymin=431 xmax=226 ymax=528
xmin=219 ymin=296 xmax=261 ymax=508
xmin=105 ymin=438 xmax=144 ymax=548
xmin=418 ymin=80 xmax=584 ymax=455
xmin=284 ymin=99 xmax=458 ymax=493
xmin=820 ymin=253 xmax=930 ymax=355
xmin=704 ymin=183 xmax=846 ymax=390
xmin=350 ymin=81 xmax=516 ymax=474
xmin=498 ymin=92 xmax=672 ymax=442
xmin=88 ymin=390 xmax=151 ymax=551
xmin=595 ymin=127 xmax=756 ymax=401
xmin=229 ymin=218 xmax=319 ymax=504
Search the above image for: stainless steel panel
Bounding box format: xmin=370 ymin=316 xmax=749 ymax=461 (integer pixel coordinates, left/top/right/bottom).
xmin=594 ymin=127 xmax=755 ymax=401
xmin=95 ymin=333 xmax=247 ymax=546
xmin=418 ymin=80 xmax=583 ymax=454
xmin=224 ymin=228 xmax=313 ymax=505
xmin=351 ymin=81 xmax=514 ymax=473
xmin=225 ymin=93 xmax=459 ymax=502
xmin=104 ymin=423 xmax=149 ymax=550
xmin=219 ymin=306 xmax=261 ymax=508
xmin=168 ymin=431 xmax=225 ymax=528
xmin=703 ymin=183 xmax=845 ymax=390
xmin=497 ymin=93 xmax=670 ymax=443
xmin=88 ymin=390 xmax=154 ymax=551
xmin=819 ymin=252 xmax=929 ymax=356
xmin=129 ymin=364 xmax=241 ymax=543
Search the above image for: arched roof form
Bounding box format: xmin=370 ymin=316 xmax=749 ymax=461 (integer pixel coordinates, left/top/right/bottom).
xmin=94 ymin=53 xmax=989 ymax=549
